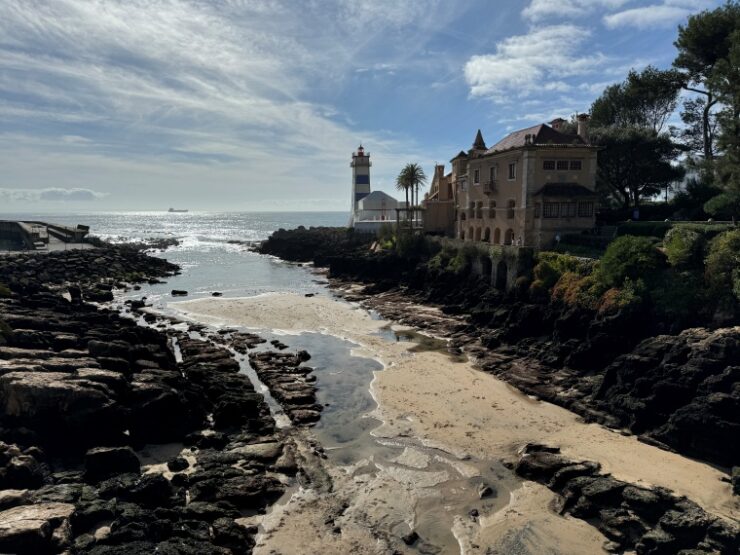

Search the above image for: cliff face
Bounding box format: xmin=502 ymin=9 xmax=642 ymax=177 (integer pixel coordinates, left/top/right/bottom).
xmin=259 ymin=228 xmax=740 ymax=471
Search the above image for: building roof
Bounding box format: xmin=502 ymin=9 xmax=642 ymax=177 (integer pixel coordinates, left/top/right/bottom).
xmin=473 ymin=129 xmax=487 ymax=150
xmin=450 ymin=150 xmax=468 ymax=162
xmin=486 ymin=124 xmax=585 ymax=154
xmin=357 ymin=190 xmax=399 ymax=208
xmin=532 ymin=183 xmax=598 ymax=198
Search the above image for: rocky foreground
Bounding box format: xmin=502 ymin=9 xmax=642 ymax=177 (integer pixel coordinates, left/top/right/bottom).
xmin=0 ymin=248 xmax=314 ymax=554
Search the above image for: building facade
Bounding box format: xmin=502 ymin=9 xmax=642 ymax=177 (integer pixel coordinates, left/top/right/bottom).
xmin=437 ymin=116 xmax=599 ymax=249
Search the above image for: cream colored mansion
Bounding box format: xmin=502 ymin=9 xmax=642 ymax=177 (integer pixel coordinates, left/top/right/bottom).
xmin=426 ymin=115 xmax=599 ymax=249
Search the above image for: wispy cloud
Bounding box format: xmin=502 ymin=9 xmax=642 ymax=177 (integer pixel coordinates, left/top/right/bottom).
xmin=464 ymin=25 xmax=607 ymax=102
xmin=0 ymin=187 xmax=107 ymax=202
xmin=603 ymin=0 xmax=715 ymax=29
xmin=0 ymin=0 xmax=454 ymax=209
xmin=522 ymin=0 xmax=633 ymax=21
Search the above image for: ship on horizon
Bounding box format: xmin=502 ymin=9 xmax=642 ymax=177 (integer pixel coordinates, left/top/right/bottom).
xmin=168 ymin=208 xmax=188 ymax=213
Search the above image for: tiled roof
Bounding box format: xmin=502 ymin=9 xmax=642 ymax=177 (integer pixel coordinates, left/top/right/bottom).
xmin=486 ymin=124 xmax=585 ymax=154
xmin=450 ymin=150 xmax=468 ymax=161
xmin=532 ymin=183 xmax=598 ymax=197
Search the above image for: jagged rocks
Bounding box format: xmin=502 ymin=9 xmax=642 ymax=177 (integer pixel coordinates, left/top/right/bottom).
xmin=248 ymin=350 xmax=322 ymax=425
xmin=515 ymin=444 xmax=739 ymax=554
xmin=594 ymin=327 xmax=740 ymax=467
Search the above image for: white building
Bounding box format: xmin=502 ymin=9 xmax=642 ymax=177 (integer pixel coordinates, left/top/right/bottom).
xmin=349 ymin=145 xmax=401 ymax=233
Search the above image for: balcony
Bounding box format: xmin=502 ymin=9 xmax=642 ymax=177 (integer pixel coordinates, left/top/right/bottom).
xmin=483 ymin=181 xmax=496 ymax=195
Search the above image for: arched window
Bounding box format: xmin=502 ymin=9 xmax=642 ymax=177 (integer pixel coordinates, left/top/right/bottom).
xmin=493 ymin=228 xmax=501 ymax=244
xmin=483 ymin=228 xmax=491 ymax=242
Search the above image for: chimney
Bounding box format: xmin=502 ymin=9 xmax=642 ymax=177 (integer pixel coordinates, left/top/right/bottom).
xmin=577 ymin=113 xmax=590 ymax=143
xmin=549 ymin=117 xmax=566 ymax=131
xmin=435 ymin=164 xmax=445 ymax=180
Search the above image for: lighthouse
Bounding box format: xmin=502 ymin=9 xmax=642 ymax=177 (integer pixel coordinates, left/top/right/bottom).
xmin=350 ymin=145 xmax=371 ymax=225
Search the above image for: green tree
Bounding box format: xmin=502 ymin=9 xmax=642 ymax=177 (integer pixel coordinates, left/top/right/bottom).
xmin=592 ymin=127 xmax=686 ymax=209
xmin=674 ymin=1 xmax=740 ymax=162
xmin=590 ymin=66 xmax=682 ymax=133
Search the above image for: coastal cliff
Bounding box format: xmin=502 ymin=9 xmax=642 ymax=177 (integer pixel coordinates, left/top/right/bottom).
xmin=259 ymin=227 xmax=740 ymax=472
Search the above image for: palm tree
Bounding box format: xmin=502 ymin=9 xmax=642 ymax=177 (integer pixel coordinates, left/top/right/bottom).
xmin=395 ymin=168 xmax=412 ymax=225
xmin=396 ymin=163 xmax=427 ymax=227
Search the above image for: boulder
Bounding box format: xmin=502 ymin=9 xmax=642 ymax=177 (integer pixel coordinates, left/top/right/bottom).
xmin=84 ymin=447 xmax=141 ymax=483
xmin=0 ymin=502 xmax=75 ymax=554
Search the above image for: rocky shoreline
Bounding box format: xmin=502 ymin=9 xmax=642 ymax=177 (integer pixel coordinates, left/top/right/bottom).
xmin=258 ymin=229 xmax=740 ymax=472
xmin=0 ymin=247 xmax=305 ymax=554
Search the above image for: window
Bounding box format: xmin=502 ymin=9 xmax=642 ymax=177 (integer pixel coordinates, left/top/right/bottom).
xmin=561 ymin=202 xmax=576 ymax=218
xmin=543 ymin=202 xmax=559 ymax=218
xmin=489 ymin=165 xmax=497 ymax=182
xmin=508 ymin=162 xmax=516 ymax=180
xmin=507 ymin=199 xmax=515 ymax=219
xmin=570 ymin=160 xmax=582 ymax=170
xmin=474 ymin=169 xmax=480 ymax=184
xmin=556 ymin=160 xmax=569 ymax=170
xmin=578 ymin=201 xmax=594 ymax=217
xmin=543 ymin=160 xmax=555 ymax=170
xmin=476 ymin=202 xmax=483 ymax=219
xmin=488 ymin=201 xmax=496 ymax=218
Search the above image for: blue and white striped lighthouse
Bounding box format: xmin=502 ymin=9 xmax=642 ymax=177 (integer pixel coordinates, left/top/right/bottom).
xmin=350 ymin=145 xmax=371 ymax=226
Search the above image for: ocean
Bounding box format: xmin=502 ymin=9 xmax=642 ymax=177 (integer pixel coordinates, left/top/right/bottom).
xmin=0 ymin=211 xmax=348 ymax=305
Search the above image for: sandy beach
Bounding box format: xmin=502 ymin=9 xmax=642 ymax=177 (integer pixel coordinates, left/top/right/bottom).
xmin=174 ymin=292 xmax=739 ymax=554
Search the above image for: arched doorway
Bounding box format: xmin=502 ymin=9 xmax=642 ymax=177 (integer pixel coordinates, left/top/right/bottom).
xmin=495 ymin=260 xmax=508 ymax=290
xmin=504 ymin=228 xmax=514 ymax=245
xmin=493 ymin=228 xmax=501 ymax=244
xmin=483 ymin=227 xmax=491 ymax=242
xmin=474 ymin=227 xmax=482 ymax=241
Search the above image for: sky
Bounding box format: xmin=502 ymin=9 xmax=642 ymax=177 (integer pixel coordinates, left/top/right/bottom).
xmin=0 ymin=0 xmax=723 ymax=212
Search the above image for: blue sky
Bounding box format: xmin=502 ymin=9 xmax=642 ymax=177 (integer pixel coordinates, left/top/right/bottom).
xmin=0 ymin=0 xmax=721 ymax=212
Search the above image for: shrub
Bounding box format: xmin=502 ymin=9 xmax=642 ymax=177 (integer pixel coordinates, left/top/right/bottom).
xmin=533 ymin=252 xmax=593 ymax=291
xmin=597 ymin=236 xmax=665 ymax=288
xmin=551 ymin=271 xmax=600 ymax=309
xmin=597 ymin=278 xmax=645 ymax=315
xmin=652 ymin=270 xmax=707 ymax=325
xmin=0 ymin=283 xmax=10 ymax=298
xmin=705 ymin=229 xmax=740 ymax=301
xmin=447 ymin=243 xmax=482 ymax=275
xmin=528 ymin=279 xmax=548 ymax=302
xmin=664 ymin=227 xmax=705 ymax=268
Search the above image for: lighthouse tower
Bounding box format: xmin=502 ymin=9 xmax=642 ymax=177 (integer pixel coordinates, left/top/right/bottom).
xmin=350 ymin=145 xmax=371 ymax=225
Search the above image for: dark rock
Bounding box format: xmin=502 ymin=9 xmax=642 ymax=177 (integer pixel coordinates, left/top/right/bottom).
xmin=84 ymin=447 xmax=141 ymax=482
xmin=167 ymin=457 xmax=189 ymax=472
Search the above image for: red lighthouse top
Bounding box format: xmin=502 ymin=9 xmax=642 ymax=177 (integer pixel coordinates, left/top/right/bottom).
xmin=357 ymin=144 xmax=364 ymax=155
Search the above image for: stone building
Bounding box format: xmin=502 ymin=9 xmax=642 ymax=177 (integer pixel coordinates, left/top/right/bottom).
xmin=430 ymin=115 xmax=600 ymax=249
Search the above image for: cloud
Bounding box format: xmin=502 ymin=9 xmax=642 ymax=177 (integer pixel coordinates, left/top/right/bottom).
xmin=0 ymin=187 xmax=107 ymax=202
xmin=603 ymin=0 xmax=714 ymax=29
xmin=0 ymin=0 xmax=450 ymax=208
xmin=522 ymin=0 xmax=632 ymax=21
xmin=464 ymin=25 xmax=607 ymax=101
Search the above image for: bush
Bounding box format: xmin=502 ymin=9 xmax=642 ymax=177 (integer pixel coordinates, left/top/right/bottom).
xmin=664 ymin=227 xmax=705 ymax=268
xmin=597 ymin=279 xmax=645 ymax=315
xmin=705 ymin=229 xmax=740 ymax=301
xmin=528 ymin=279 xmax=548 ymax=302
xmin=447 ymin=243 xmax=483 ymax=275
xmin=0 ymin=283 xmax=10 ymax=298
xmin=652 ymin=270 xmax=707 ymax=325
xmin=597 ymin=236 xmax=665 ymax=288
xmin=514 ymin=276 xmax=531 ymax=295
xmin=533 ymin=252 xmax=593 ymax=291
xmin=552 ymin=271 xmax=600 ymax=309
xmin=0 ymin=319 xmax=12 ymax=345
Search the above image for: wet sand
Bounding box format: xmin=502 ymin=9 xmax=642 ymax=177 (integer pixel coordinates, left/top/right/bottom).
xmin=175 ymin=292 xmax=739 ymax=554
